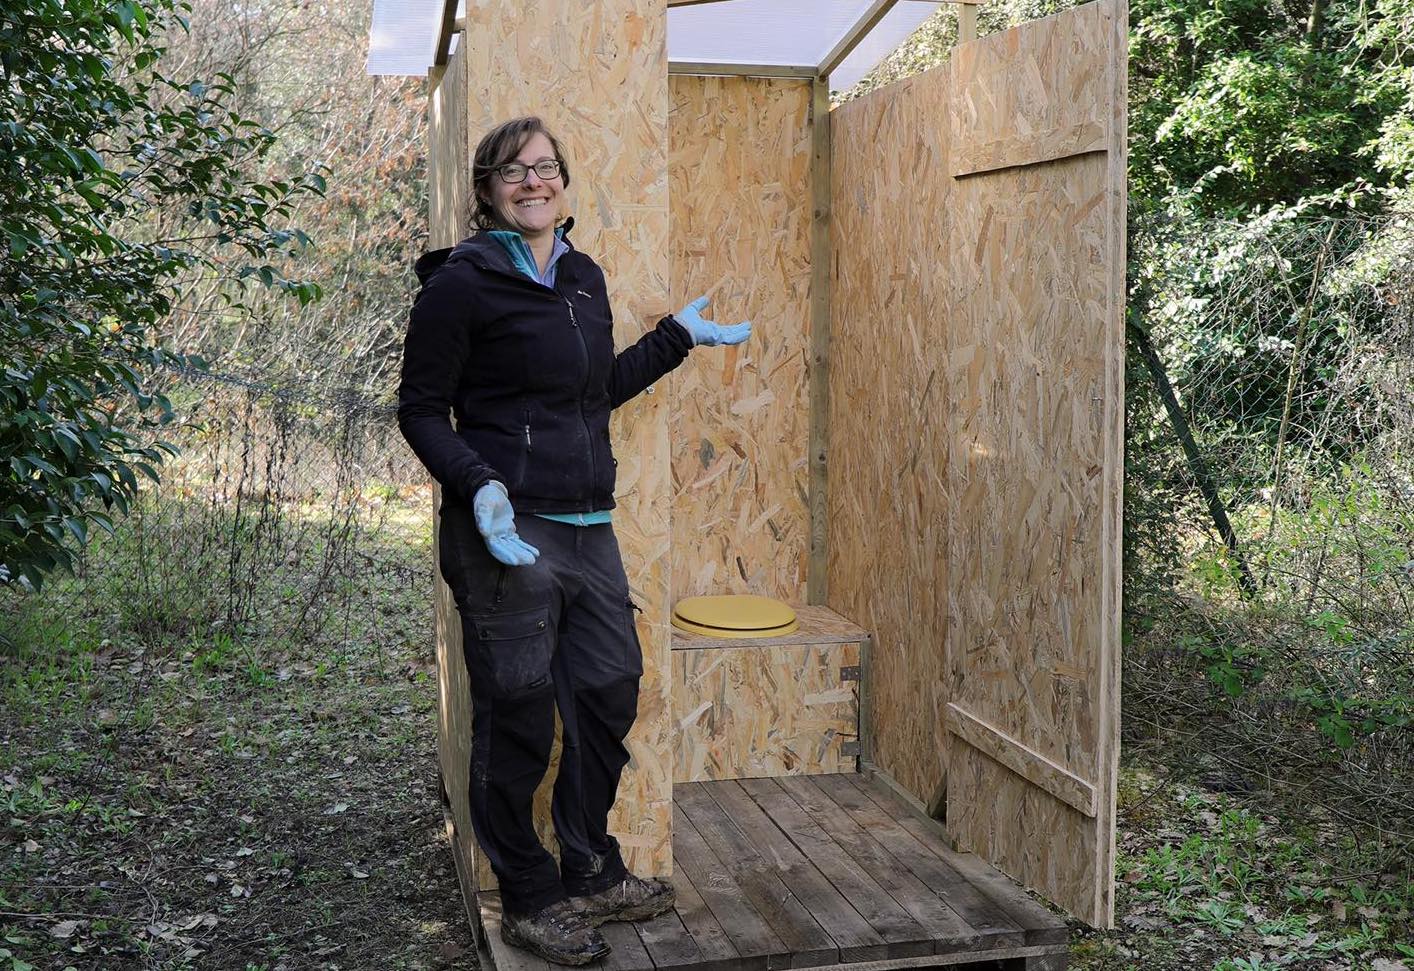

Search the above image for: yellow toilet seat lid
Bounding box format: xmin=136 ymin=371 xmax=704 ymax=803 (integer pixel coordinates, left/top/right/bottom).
xmin=671 ymin=595 xmax=799 ymax=639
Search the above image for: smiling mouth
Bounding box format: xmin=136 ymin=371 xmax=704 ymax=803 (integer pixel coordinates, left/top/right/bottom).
xmin=516 ymin=199 xmax=549 ymax=208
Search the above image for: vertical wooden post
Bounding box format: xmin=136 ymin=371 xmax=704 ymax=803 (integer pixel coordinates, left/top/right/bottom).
xmin=957 ymin=2 xmax=977 ymax=44
xmin=807 ymin=76 xmax=832 ymax=606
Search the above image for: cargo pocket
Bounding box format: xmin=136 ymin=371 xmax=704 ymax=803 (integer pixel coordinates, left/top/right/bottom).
xmin=622 ymin=598 xmax=644 ymax=680
xmin=467 ymin=605 xmax=553 ymax=699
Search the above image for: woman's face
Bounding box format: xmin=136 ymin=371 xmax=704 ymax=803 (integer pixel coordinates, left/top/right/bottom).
xmin=487 ymin=132 xmax=563 ymax=239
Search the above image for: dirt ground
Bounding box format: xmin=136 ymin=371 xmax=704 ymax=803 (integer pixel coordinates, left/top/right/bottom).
xmin=1 ymin=508 xmax=481 ymax=970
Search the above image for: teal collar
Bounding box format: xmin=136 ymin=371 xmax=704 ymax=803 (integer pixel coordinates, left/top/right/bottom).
xmin=487 ymin=227 xmax=569 ymax=285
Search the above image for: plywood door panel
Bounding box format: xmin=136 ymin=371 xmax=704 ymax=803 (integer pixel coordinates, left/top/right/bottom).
xmin=668 ymin=75 xmax=814 ymax=605
xmin=433 ymin=0 xmax=673 ymax=889
xmin=941 ymin=0 xmax=1125 ymax=927
xmin=827 ymin=0 xmax=1125 ymax=928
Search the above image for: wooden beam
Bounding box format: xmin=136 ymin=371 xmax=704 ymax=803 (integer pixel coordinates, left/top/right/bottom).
xmin=945 ymin=704 xmax=1099 ymax=818
xmin=669 ymin=61 xmax=817 ymax=78
xmin=433 ymin=0 xmax=459 ymax=67
xmin=957 ymin=1 xmax=977 ymax=44
xmin=807 ymin=75 xmax=831 ymax=606
xmin=819 ymin=0 xmax=900 ymax=79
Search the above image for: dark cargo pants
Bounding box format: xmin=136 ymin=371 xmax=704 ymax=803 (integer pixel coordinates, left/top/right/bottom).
xmin=438 ymin=502 xmax=642 ymax=916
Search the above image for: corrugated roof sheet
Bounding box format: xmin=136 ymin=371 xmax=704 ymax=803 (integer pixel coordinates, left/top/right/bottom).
xmin=366 ymin=0 xmax=944 ymax=90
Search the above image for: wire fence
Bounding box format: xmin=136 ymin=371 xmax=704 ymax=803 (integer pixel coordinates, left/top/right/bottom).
xmin=1123 ymin=205 xmax=1414 ymax=845
xmin=0 ymin=363 xmax=431 ymax=660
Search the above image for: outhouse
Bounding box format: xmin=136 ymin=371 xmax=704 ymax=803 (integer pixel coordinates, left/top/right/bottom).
xmin=367 ymin=0 xmax=1126 ymax=967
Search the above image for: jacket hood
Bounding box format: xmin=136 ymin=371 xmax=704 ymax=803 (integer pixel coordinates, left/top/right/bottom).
xmin=414 ymin=216 xmax=578 ymax=287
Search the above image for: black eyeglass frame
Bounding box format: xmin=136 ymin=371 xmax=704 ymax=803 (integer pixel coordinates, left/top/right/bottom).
xmin=493 ymin=158 xmax=563 ymax=184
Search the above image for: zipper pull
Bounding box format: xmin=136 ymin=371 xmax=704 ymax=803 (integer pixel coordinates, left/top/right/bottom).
xmin=525 ymin=424 xmax=532 ymax=450
xmin=565 ymin=298 xmax=578 ymax=328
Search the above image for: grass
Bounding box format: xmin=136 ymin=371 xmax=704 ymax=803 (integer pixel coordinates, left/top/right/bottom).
xmin=1072 ymin=763 xmax=1414 ymax=970
xmin=0 ymin=484 xmax=473 ymax=971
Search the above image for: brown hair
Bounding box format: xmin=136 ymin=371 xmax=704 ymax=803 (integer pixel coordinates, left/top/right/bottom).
xmin=469 ymin=116 xmax=571 ymax=231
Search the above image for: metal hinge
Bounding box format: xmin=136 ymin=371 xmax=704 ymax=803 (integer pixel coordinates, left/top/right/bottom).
xmin=839 ymin=665 xmax=861 ymax=682
xmin=841 ymin=741 xmax=861 ymax=756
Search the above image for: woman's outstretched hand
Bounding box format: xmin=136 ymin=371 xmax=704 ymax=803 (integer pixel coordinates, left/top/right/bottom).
xmin=473 ymin=481 xmax=540 ymax=566
xmin=675 ymin=296 xmax=752 ymax=347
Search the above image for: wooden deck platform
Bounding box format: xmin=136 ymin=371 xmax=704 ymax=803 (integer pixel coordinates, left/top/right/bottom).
xmin=478 ymin=773 xmax=1070 ymax=971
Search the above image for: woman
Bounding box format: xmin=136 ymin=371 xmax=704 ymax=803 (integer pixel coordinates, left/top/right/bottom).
xmin=396 ymin=117 xmax=749 ymax=966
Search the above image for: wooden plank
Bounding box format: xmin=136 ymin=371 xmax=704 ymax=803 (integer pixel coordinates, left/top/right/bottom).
xmin=772 ymin=776 xmax=984 ymax=954
xmin=676 ymin=784 xmax=839 ymax=966
xmin=808 ymin=945 xmax=1065 ymax=971
xmin=707 ymin=781 xmax=889 ymax=963
xmin=635 ymin=879 xmax=720 ymax=971
xmin=820 ymin=0 xmax=900 ymax=78
xmin=850 ymin=773 xmax=1070 ymax=946
xmin=807 ymin=76 xmax=832 ymax=606
xmin=738 ymin=778 xmax=933 ymax=958
xmin=433 ymin=0 xmax=459 ymax=66
xmin=599 ymin=921 xmax=655 ymax=971
xmin=673 ymin=803 xmax=786 ymax=969
xmin=480 ymin=893 xmax=554 ymax=971
xmin=669 ymin=61 xmax=818 ymax=78
xmin=951 ymin=127 xmax=1107 ymax=179
xmin=946 ymin=703 xmax=1099 ymax=817
xmin=667 ymin=862 xmax=753 ymax=971
xmin=808 ymin=775 xmax=1025 ymax=946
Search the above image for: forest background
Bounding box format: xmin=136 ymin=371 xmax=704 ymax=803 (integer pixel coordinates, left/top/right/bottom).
xmin=1 ymin=0 xmax=1412 ymax=968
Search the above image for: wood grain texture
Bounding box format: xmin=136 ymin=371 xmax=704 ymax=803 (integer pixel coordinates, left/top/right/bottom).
xmin=949 ymin=0 xmax=1109 ymax=178
xmin=941 ymin=0 xmax=1125 ymax=927
xmin=668 ymin=75 xmax=814 ymax=606
xmin=945 ymin=703 xmax=1098 ymax=817
xmin=427 ymin=43 xmax=483 ymax=906
xmin=673 ymin=640 xmax=859 ymax=782
xmin=826 ymin=60 xmax=955 ymax=828
xmin=438 ymin=0 xmax=673 ymax=887
xmin=826 ymin=0 xmax=1125 ymax=929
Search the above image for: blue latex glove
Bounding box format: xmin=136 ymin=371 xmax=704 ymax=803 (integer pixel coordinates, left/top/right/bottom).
xmin=675 ymin=296 xmax=752 ymax=347
xmin=473 ymin=481 xmax=539 ymax=566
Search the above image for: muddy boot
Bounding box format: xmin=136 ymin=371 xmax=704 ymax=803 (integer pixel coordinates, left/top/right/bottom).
xmin=570 ymin=873 xmax=676 ymax=926
xmin=501 ymin=899 xmax=611 ymax=966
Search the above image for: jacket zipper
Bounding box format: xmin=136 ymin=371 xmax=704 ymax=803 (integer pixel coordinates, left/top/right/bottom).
xmin=564 ymin=295 xmax=598 ymax=499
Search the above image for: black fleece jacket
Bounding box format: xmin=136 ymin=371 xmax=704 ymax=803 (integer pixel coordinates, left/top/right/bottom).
xmin=396 ymin=223 xmax=694 ymax=513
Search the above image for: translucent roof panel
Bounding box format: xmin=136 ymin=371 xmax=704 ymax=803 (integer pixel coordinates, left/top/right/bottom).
xmin=668 ymin=0 xmax=881 ymax=67
xmin=830 ymin=1 xmax=940 ymax=91
xmin=366 ymin=0 xmax=445 ymax=76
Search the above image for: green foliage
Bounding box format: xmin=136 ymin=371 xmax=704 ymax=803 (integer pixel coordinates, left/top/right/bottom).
xmin=0 ymin=0 xmax=324 ymax=592
xmin=1129 ymin=0 xmax=1407 ymax=213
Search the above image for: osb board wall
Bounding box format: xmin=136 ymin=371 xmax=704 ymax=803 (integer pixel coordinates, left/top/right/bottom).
xmin=668 ymin=75 xmax=813 ymax=604
xmin=826 ymin=63 xmax=954 ymax=820
xmin=673 ymin=641 xmax=859 ymax=782
xmin=426 ymin=44 xmax=480 ymax=901
xmin=430 ymin=0 xmax=673 ymax=889
xmin=827 ymin=0 xmax=1125 ymax=928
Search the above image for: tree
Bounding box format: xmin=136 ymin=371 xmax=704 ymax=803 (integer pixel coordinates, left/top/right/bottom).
xmin=0 ymin=0 xmax=324 ymax=592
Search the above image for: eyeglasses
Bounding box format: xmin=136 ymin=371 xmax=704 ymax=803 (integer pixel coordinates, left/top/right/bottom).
xmin=495 ymin=159 xmax=562 ymax=184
